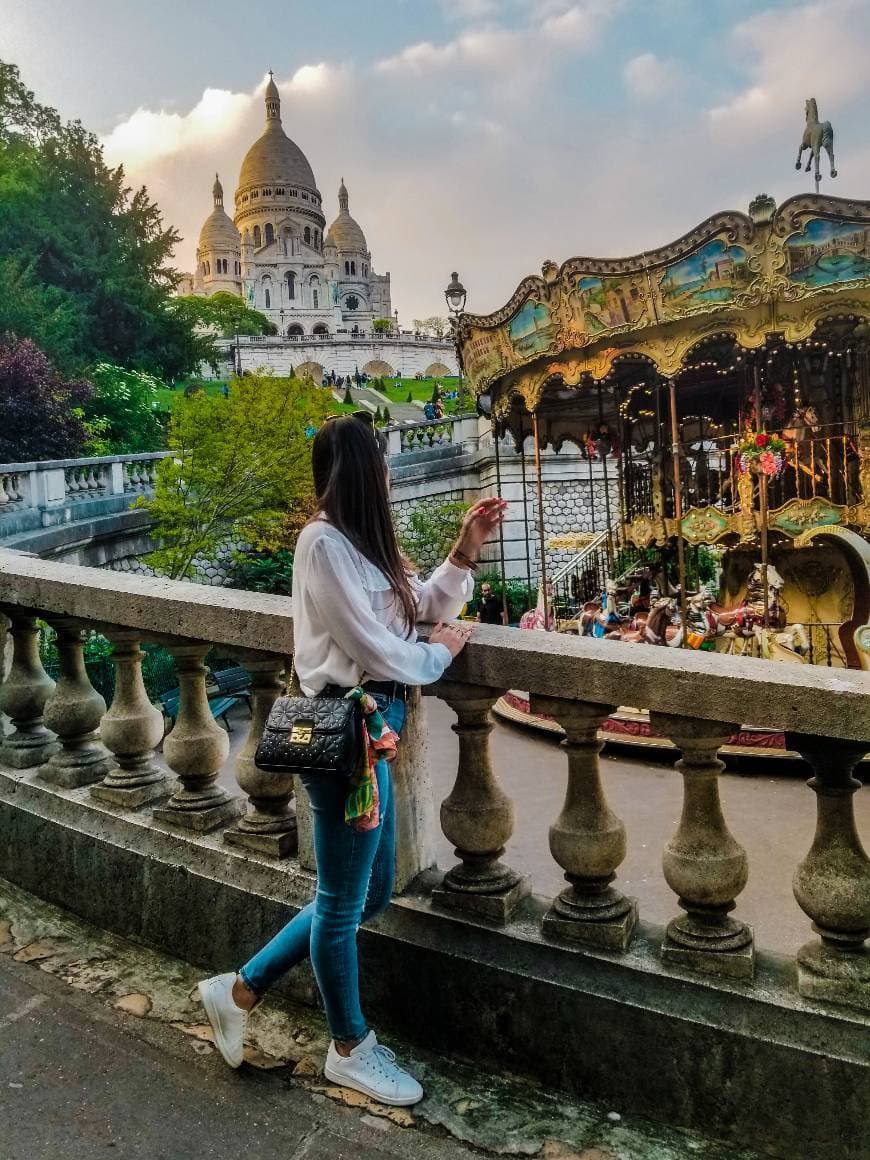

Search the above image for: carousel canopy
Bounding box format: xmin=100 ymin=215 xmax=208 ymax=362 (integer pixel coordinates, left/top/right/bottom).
xmin=458 ymin=194 xmax=870 ymax=415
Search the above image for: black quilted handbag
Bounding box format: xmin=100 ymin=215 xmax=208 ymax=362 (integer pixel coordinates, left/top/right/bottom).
xmin=255 ymin=693 xmax=362 ymax=778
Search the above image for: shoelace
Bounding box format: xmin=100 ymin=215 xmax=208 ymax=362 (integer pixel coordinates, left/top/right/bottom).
xmin=362 ymin=1044 xmax=401 ymax=1080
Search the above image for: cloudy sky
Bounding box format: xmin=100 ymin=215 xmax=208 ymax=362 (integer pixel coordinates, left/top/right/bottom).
xmin=4 ymin=0 xmax=870 ymax=320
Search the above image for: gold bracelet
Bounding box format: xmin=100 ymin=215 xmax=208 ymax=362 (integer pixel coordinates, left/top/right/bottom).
xmin=451 ymin=550 xmax=478 ymax=571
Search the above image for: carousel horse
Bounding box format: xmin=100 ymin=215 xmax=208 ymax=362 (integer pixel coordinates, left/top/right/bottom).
xmin=715 ymin=563 xmax=787 ymax=640
xmin=755 ymin=622 xmax=810 ymax=664
xmin=783 ymin=405 xmax=823 ymax=494
xmin=606 ymin=597 xmax=680 ymax=645
xmin=519 ymin=584 xmax=556 ymax=632
xmin=673 ymin=586 xmax=724 ymax=649
xmin=795 ymin=98 xmax=837 ymax=185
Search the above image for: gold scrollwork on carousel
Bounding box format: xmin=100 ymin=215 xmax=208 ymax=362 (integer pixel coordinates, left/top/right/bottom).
xmin=768 ymin=497 xmax=846 ymax=537
xmin=625 ymin=514 xmax=667 ymax=548
xmin=679 ymin=506 xmax=733 ymax=545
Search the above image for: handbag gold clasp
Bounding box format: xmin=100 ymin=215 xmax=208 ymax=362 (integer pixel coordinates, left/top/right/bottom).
xmin=290 ymin=724 xmax=313 ymax=744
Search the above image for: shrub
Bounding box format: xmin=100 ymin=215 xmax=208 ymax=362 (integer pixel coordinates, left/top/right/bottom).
xmin=227 ymin=549 xmax=294 ymax=595
xmin=406 ymin=391 xmax=413 ymax=403
xmin=343 ymin=386 xmax=353 ymax=405
xmin=382 ymin=407 xmax=391 ymax=424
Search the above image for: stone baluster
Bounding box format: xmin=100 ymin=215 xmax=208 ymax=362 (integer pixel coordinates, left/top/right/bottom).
xmin=0 ymin=475 xmax=9 ymax=506
xmin=86 ymin=466 xmax=99 ymax=491
xmin=431 ymin=680 xmax=528 ymax=922
xmin=530 ymin=696 xmax=637 ymax=950
xmin=152 ymin=642 xmax=242 ymax=831
xmin=649 ymin=713 xmax=753 ymax=978
xmin=786 ymin=733 xmax=869 ymax=1012
xmin=39 ymin=618 xmax=115 ymax=788
xmin=91 ymin=629 xmax=167 ymax=808
xmin=0 ymin=611 xmax=58 ymax=768
xmin=225 ymin=652 xmax=297 ymax=857
xmin=65 ymin=467 xmax=77 ymax=495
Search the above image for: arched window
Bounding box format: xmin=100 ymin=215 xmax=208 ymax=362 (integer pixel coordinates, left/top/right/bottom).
xmin=313 ymin=289 xmax=319 ymax=308
xmin=313 ymin=324 xmax=329 ymax=336
xmin=264 ymin=288 xmax=271 ymax=308
xmin=344 ymin=261 xmax=350 ymax=276
xmin=265 ymin=223 xmax=274 ymax=246
xmin=345 ymin=294 xmax=359 ymax=311
xmin=285 ymin=271 xmax=296 ymax=300
xmin=304 ymin=226 xmax=311 ymax=245
xmin=351 ymin=261 xmax=356 ymax=275
xmin=253 ymin=225 xmax=261 ymax=248
xmin=287 ymin=324 xmax=304 ymax=337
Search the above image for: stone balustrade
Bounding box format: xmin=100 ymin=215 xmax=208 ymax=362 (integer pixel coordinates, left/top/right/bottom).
xmin=0 ymin=548 xmax=867 ymax=1015
xmin=0 ymin=452 xmax=169 ymax=522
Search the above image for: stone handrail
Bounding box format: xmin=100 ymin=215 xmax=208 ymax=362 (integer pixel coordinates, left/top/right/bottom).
xmin=0 ymin=452 xmax=170 ymax=514
xmin=0 ymin=547 xmax=867 ymax=1012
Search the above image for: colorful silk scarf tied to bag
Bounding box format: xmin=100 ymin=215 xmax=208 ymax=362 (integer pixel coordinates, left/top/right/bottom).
xmin=343 ymin=687 xmax=400 ymax=831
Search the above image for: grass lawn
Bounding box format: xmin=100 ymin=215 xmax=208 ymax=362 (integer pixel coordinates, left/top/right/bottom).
xmin=375 ymin=376 xmax=460 ymax=405
xmin=154 ymin=379 xmax=229 ymax=410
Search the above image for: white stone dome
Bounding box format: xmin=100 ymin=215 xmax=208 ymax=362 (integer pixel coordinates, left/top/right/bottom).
xmin=326 ymin=179 xmax=367 ymax=252
xmin=236 ymin=75 xmax=318 ymax=194
xmin=198 ymin=175 xmax=240 ymax=249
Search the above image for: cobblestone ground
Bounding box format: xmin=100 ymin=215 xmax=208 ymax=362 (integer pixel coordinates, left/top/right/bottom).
xmin=0 ymin=879 xmax=765 ymax=1160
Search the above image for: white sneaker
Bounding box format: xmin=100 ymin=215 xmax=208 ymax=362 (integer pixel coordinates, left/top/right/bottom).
xmin=324 ymin=1030 xmax=424 ymax=1106
xmin=197 ymin=972 xmax=247 ymax=1068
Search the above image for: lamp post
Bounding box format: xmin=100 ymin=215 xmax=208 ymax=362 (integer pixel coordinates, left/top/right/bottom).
xmin=444 ymin=271 xmax=468 ymax=411
xmin=279 ymin=308 xmax=285 ymax=337
xmin=234 ymin=328 xmax=241 ymax=376
xmin=393 ymin=308 xmax=399 ymax=336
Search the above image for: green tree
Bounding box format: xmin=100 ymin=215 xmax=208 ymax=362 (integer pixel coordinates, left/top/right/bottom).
xmin=83 ymin=363 xmax=166 ymax=454
xmin=372 ymin=318 xmax=392 ymax=334
xmin=413 ymin=316 xmax=449 ymax=339
xmin=343 ymin=386 xmax=353 ymax=405
xmin=0 ymin=61 xmax=211 ymax=378
xmin=170 ymin=292 xmax=275 ymax=339
xmin=399 ymin=499 xmax=468 ymax=574
xmin=142 ymin=373 xmax=332 ymax=580
xmin=374 ymin=405 xmax=383 ymax=424
xmin=382 ymin=407 xmax=391 ymax=424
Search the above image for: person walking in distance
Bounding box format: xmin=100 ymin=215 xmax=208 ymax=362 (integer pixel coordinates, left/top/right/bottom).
xmin=198 ymin=414 xmax=507 ymax=1106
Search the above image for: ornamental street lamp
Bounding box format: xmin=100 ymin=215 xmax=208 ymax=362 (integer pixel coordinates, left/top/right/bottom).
xmin=280 ymin=308 xmax=285 ymax=336
xmin=444 ymin=271 xmax=468 ymax=410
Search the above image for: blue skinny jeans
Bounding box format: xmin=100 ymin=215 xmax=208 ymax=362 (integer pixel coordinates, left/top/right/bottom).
xmin=239 ymin=694 xmax=405 ymax=1043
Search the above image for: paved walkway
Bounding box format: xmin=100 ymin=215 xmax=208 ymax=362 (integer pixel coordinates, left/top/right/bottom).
xmin=0 ymin=883 xmax=763 ymax=1160
xmin=332 ymin=383 xmax=423 ymax=421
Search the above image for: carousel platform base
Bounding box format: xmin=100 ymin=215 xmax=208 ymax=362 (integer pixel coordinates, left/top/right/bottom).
xmin=494 ymin=692 xmax=797 ymax=761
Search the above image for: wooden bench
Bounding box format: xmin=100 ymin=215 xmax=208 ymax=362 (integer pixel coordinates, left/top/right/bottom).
xmin=158 ymin=690 xmax=240 ymax=734
xmin=209 ymin=665 xmax=253 ymax=713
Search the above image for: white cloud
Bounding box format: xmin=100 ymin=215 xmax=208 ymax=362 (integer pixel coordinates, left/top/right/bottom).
xmin=102 ymin=88 xmax=251 ymax=170
xmin=708 ymin=0 xmax=870 ymax=136
xmin=439 ymin=0 xmax=500 ymax=20
xmin=623 ymin=53 xmax=678 ymax=100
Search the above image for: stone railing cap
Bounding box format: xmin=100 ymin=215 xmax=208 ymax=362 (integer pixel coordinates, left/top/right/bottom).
xmin=0 ymin=549 xmax=867 ymax=742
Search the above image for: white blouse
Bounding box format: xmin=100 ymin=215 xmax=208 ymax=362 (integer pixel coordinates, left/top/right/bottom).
xmin=292 ymin=518 xmax=474 ymax=695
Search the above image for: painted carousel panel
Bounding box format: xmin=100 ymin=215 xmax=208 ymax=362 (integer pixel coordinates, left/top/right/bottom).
xmin=784 ymin=218 xmax=870 ymax=290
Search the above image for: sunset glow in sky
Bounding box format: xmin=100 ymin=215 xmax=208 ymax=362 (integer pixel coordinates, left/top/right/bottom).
xmin=5 ymin=0 xmax=870 ymax=319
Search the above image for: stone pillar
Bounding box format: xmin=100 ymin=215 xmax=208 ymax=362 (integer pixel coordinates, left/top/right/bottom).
xmin=530 ymin=696 xmax=637 ymax=950
xmin=431 ymin=680 xmax=529 ymax=922
xmin=787 ymin=733 xmax=870 ymax=1012
xmin=152 ymin=642 xmax=242 ymax=832
xmin=0 ymin=612 xmax=58 ymax=768
xmin=391 ymin=687 xmax=437 ymax=893
xmin=650 ymin=712 xmax=753 ymax=979
xmin=91 ymin=629 xmax=167 ymax=807
xmin=38 ymin=618 xmax=114 ymax=787
xmin=225 ymin=653 xmax=297 ymax=858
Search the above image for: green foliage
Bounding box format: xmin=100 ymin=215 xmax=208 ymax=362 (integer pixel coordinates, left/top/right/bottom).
xmin=412 ymin=316 xmax=449 ymax=339
xmin=227 ymin=548 xmax=294 ymax=595
xmin=374 ymin=405 xmax=383 ymax=424
xmin=398 ymin=499 xmax=468 ymax=572
xmin=170 ymin=292 xmax=273 ymax=344
xmin=83 ymin=363 xmax=166 ymax=454
xmin=372 ymin=318 xmax=392 ymax=333
xmin=475 ymin=570 xmax=533 ymax=624
xmin=430 ymin=382 xmax=441 ymax=404
xmin=142 ymin=372 xmax=332 ymax=580
xmin=406 ymin=391 xmax=413 ymax=403
xmin=382 ymin=407 xmax=391 ymax=424
xmin=343 ymin=386 xmax=353 ymax=405
xmin=0 ymin=60 xmax=210 ymax=378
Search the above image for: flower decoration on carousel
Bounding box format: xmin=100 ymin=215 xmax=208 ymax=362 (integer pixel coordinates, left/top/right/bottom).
xmin=735 ymin=428 xmax=787 ymax=476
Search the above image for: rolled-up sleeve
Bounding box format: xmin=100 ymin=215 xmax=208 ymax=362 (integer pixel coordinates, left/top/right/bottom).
xmin=308 ymin=536 xmax=453 ymax=685
xmin=415 ymin=559 xmax=475 ymax=623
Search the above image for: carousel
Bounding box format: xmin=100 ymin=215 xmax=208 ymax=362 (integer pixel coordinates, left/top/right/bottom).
xmin=455 ymin=114 xmax=870 ymax=757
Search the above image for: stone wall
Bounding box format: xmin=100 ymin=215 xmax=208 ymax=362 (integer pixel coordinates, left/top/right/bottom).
xmin=209 ymin=335 xmax=458 ymax=381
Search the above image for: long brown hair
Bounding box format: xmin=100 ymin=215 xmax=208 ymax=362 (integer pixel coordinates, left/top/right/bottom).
xmin=311 ymin=416 xmax=416 ymax=633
